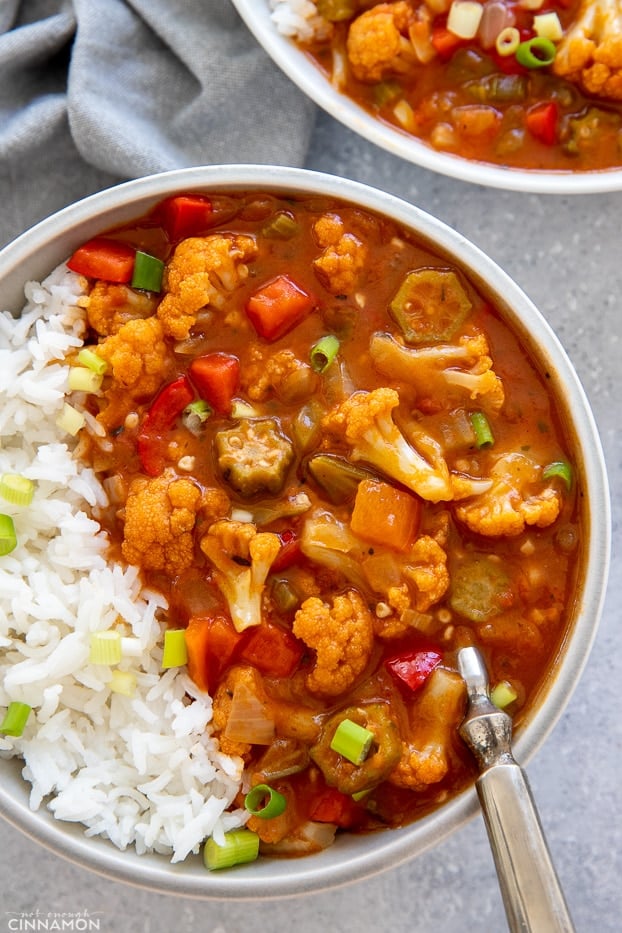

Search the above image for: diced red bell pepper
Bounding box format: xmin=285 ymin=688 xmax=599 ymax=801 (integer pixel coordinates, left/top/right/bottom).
xmin=185 ymin=614 xmax=247 ymax=693
xmin=270 ymin=529 xmax=302 ymax=573
xmin=525 ymin=101 xmax=558 ymax=146
xmin=309 ymin=787 xmax=362 ymax=828
xmin=67 ymin=237 xmax=136 ymax=283
xmin=137 ymin=375 xmax=194 ymax=476
xmin=188 ymin=352 xmax=240 ymax=415
xmin=245 ymin=274 xmax=316 ymax=342
xmin=160 ymin=194 xmax=213 ymax=241
xmin=431 ymin=23 xmax=465 ymax=60
xmin=239 ymin=622 xmax=304 ymax=678
xmin=384 ymin=648 xmax=442 ymax=693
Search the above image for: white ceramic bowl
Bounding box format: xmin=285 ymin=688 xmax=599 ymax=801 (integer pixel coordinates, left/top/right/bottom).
xmin=0 ymin=165 xmax=610 ymax=898
xmin=231 ymin=1 xmax=622 ymax=194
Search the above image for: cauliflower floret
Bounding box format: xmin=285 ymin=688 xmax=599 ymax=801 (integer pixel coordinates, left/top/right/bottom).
xmin=370 ymin=331 xmax=505 ymax=412
xmin=347 ymin=2 xmax=418 ymax=83
xmin=322 ymin=387 xmax=455 ymax=502
xmin=95 ymin=316 xmax=170 ymax=397
xmin=212 ymin=665 xmax=269 ymax=760
xmin=389 ymin=666 xmax=465 ymax=790
xmin=121 ymin=470 xmax=202 ymax=576
xmin=200 ymin=520 xmax=281 ymax=632
xmin=215 ymin=417 xmax=295 ymax=497
xmin=243 ymin=348 xmax=318 ymax=403
xmin=455 ymin=452 xmax=563 ymax=537
xmin=86 ymin=282 xmax=157 ymax=336
xmin=292 ymin=590 xmax=374 ymax=697
xmin=157 ymin=234 xmax=257 ymax=340
xmin=553 ymin=0 xmax=622 ymax=100
xmin=312 ymin=213 xmax=367 ymax=295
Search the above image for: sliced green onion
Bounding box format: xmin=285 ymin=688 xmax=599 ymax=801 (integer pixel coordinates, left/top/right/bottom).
xmin=184 ymin=399 xmax=212 ymax=423
xmin=496 ymin=26 xmax=520 ymax=57
xmin=77 ymin=348 xmax=108 ymax=375
xmin=330 ymin=718 xmax=374 ymax=765
xmin=0 ymin=514 xmax=17 ymax=556
xmin=203 ymin=830 xmax=260 ymax=871
xmin=161 ymin=629 xmax=188 ymax=669
xmin=310 ymin=335 xmax=340 ymax=373
xmin=68 ymin=366 xmax=103 ymax=393
xmin=515 ymin=36 xmax=556 ymax=68
xmin=491 ymin=680 xmax=518 ymax=709
xmin=244 ymin=783 xmax=287 ymax=819
xmin=56 ymin=402 xmax=86 ymax=436
xmin=543 ymin=460 xmax=573 ymax=490
xmin=109 ymin=670 xmax=137 ymax=697
xmin=260 ymin=212 xmax=300 ymax=239
xmin=0 ymin=701 xmax=32 ymax=737
xmin=131 ymin=251 xmax=164 ymax=292
xmin=0 ymin=474 xmax=35 ymax=507
xmin=89 ymin=630 xmax=122 ymax=665
xmin=352 ymin=788 xmax=372 ymax=802
xmin=470 ymin=411 xmax=495 ymax=448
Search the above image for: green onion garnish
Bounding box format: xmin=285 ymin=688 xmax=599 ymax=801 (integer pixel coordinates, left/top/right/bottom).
xmin=109 ymin=670 xmax=137 ymax=697
xmin=0 ymin=701 xmax=32 ymax=737
xmin=161 ymin=629 xmax=188 ymax=669
xmin=491 ymin=680 xmax=518 ymax=709
xmin=89 ymin=630 xmax=122 ymax=665
xmin=68 ymin=366 xmax=103 ymax=394
xmin=184 ymin=399 xmax=212 ymax=423
xmin=310 ymin=335 xmax=340 ymax=373
xmin=56 ymin=402 xmax=86 ymax=436
xmin=244 ymin=783 xmax=287 ymax=819
xmin=330 ymin=718 xmax=374 ymax=765
xmin=0 ymin=514 xmax=17 ymax=556
xmin=0 ymin=474 xmax=35 ymax=507
xmin=543 ymin=460 xmax=573 ymax=490
xmin=470 ymin=411 xmax=495 ymax=448
xmin=515 ymin=36 xmax=556 ymax=68
xmin=131 ymin=251 xmax=164 ymax=292
xmin=203 ymin=830 xmax=260 ymax=871
xmin=77 ymin=348 xmax=108 ymax=375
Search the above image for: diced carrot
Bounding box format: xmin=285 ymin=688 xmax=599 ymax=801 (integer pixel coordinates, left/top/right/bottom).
xmin=309 ymin=787 xmax=362 ymax=827
xmin=431 ymin=24 xmax=465 ymax=60
xmin=245 ymin=274 xmax=316 ymax=341
xmin=350 ymin=479 xmax=421 ymax=551
xmin=160 ymin=194 xmax=213 ymax=241
xmin=525 ymin=101 xmax=558 ymax=146
xmin=188 ymin=352 xmax=240 ymax=415
xmin=239 ymin=622 xmax=304 ymax=678
xmin=184 ymin=615 xmax=246 ymax=692
xmin=67 ymin=238 xmax=135 ymax=283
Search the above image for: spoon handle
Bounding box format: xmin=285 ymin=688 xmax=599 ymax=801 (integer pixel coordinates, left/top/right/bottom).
xmin=476 ymin=761 xmax=575 ymax=933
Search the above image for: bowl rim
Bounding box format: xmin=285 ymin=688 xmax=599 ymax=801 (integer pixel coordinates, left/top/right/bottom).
xmin=230 ymin=0 xmax=622 ymax=195
xmin=0 ymin=164 xmax=611 ymax=899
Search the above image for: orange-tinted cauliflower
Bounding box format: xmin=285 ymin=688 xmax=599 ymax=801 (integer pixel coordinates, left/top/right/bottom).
xmin=346 ymin=2 xmax=418 ymax=83
xmin=455 ymin=452 xmax=563 ymax=537
xmin=157 ymin=234 xmax=257 ymax=340
xmin=312 ymin=213 xmax=367 ymax=295
xmin=389 ymin=666 xmax=465 ymax=790
xmin=121 ymin=470 xmax=202 ymax=576
xmin=553 ymin=0 xmax=622 ymax=100
xmin=387 ymin=535 xmax=450 ymax=616
xmin=212 ymin=665 xmax=270 ymax=760
xmin=292 ymin=590 xmax=374 ymax=697
xmin=86 ymin=282 xmax=157 ymax=336
xmin=95 ymin=316 xmax=170 ymax=397
xmin=243 ymin=348 xmax=318 ymax=403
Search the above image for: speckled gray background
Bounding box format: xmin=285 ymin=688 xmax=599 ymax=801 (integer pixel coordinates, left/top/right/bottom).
xmin=2 ymin=112 xmax=621 ymax=932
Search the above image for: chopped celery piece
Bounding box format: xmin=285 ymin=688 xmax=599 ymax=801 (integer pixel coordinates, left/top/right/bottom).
xmin=0 ymin=474 xmax=35 ymax=507
xmin=389 ymin=268 xmax=472 ymax=344
xmin=330 ymin=718 xmax=374 ymax=765
xmin=491 ymin=680 xmax=518 ymax=709
xmin=161 ymin=629 xmax=188 ymax=669
xmin=56 ymin=403 xmax=86 ymax=436
xmin=131 ymin=251 xmax=164 ymax=292
xmin=203 ymin=830 xmax=260 ymax=871
xmin=310 ymin=335 xmax=340 ymax=373
xmin=68 ymin=366 xmax=103 ymax=393
xmin=260 ymin=211 xmax=299 ymax=239
xmin=109 ymin=670 xmax=137 ymax=697
xmin=0 ymin=514 xmax=17 ymax=556
xmin=244 ymin=783 xmax=287 ymax=819
xmin=543 ymin=460 xmax=573 ymax=490
xmin=0 ymin=701 xmax=32 ymax=737
xmin=90 ymin=630 xmax=122 ymax=665
xmin=77 ymin=348 xmax=108 ymax=375
xmin=469 ymin=411 xmax=494 ymax=448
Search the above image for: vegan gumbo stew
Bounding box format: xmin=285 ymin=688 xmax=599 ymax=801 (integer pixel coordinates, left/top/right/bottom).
xmin=64 ymin=190 xmax=581 ymax=866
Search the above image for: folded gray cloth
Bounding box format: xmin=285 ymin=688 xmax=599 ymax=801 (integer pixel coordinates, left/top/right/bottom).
xmin=0 ymin=0 xmax=316 ymax=248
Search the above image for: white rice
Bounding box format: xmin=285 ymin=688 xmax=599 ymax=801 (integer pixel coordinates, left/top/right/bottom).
xmin=0 ymin=265 xmax=247 ymax=862
xmin=269 ymin=0 xmax=333 ymax=42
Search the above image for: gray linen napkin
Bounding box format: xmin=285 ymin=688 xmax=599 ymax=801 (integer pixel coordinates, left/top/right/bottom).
xmin=0 ymin=0 xmax=316 ymax=248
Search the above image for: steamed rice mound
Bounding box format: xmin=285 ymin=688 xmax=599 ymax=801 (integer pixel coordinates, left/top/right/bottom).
xmin=0 ymin=266 xmax=247 ymax=862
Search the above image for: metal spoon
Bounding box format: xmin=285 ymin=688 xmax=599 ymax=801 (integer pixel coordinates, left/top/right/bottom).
xmin=457 ymin=646 xmax=575 ymax=933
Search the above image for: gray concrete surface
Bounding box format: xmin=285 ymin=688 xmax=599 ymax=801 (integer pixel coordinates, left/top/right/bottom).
xmin=2 ymin=112 xmax=621 ymax=932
